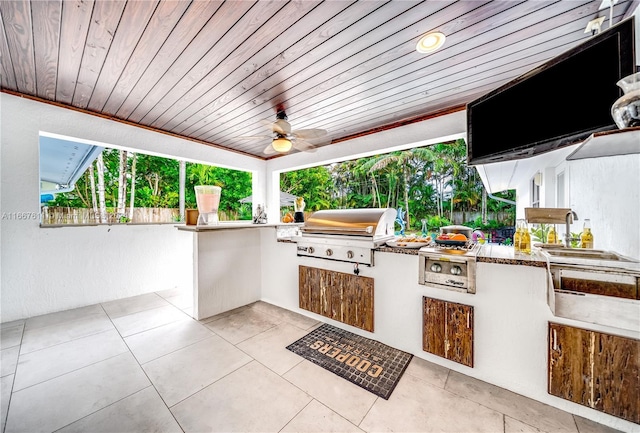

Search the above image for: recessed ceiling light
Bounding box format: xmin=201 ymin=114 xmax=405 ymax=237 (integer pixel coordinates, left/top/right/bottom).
xmin=416 ymin=32 xmax=446 ymax=54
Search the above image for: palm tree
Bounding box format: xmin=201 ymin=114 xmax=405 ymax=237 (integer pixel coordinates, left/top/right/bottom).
xmin=368 ymin=150 xmax=414 ymax=227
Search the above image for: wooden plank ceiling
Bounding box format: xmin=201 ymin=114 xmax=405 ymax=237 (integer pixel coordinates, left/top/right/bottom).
xmin=1 ymin=0 xmax=637 ymax=159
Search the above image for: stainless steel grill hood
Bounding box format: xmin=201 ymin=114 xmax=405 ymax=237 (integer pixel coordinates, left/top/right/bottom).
xmin=294 ymin=208 xmax=397 ymax=266
xmin=300 ymin=208 xmax=396 ymax=240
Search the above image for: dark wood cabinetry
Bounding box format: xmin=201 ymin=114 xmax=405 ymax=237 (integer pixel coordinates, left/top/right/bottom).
xmin=298 ymin=265 xmax=374 ymax=332
xmin=422 ymin=297 xmax=473 ymax=367
xmin=548 ymin=322 xmax=639 ymax=424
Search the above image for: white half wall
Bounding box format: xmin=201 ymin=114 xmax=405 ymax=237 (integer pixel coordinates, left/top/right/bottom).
xmin=0 ymin=93 xmax=266 ymax=322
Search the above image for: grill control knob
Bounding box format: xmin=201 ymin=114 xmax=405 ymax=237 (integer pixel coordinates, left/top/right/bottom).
xmin=308 ymin=246 xmax=315 ymax=254
xmin=346 ymin=250 xmax=354 ymax=259
xmin=450 ymin=266 xmax=462 ymax=275
xmin=326 ymin=249 xmax=333 ymax=256
xmin=430 ymin=263 xmax=442 ymax=273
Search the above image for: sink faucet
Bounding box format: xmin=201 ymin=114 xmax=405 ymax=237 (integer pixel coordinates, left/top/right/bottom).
xmin=564 ymin=210 xmax=578 ymax=248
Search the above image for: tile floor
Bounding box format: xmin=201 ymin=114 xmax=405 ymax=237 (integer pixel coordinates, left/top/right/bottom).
xmin=0 ymin=290 xmax=623 ymax=433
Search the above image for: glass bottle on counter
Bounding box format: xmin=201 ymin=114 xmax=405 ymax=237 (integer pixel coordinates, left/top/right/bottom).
xmin=580 ymin=219 xmax=594 ymax=249
xmin=547 ymin=225 xmax=557 ymax=244
xmin=513 ymin=219 xmax=523 ymax=252
xmin=520 ymin=221 xmax=531 ymax=254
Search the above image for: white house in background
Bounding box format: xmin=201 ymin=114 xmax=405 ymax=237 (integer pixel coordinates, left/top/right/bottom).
xmin=476 ymin=137 xmax=640 ymax=260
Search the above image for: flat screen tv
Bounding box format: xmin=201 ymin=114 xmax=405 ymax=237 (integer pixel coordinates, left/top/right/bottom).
xmin=466 ymin=17 xmax=636 ymax=166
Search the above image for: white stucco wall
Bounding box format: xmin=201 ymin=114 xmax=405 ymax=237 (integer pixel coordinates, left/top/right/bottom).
xmin=0 ymin=93 xmax=266 ymax=322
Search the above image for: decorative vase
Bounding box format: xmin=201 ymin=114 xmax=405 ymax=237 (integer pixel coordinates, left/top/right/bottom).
xmin=611 ymin=72 xmax=640 ymax=129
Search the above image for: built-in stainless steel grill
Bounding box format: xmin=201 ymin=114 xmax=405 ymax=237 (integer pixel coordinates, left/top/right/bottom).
xmin=293 ymin=208 xmax=397 ymax=266
xmin=418 ymin=241 xmax=481 ymax=293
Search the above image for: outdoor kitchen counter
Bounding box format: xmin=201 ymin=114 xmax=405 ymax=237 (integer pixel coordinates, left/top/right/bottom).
xmin=178 ymin=223 xmax=301 ymax=320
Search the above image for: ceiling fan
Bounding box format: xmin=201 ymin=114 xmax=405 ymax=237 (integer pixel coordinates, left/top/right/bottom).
xmin=244 ymin=110 xmax=330 ymax=155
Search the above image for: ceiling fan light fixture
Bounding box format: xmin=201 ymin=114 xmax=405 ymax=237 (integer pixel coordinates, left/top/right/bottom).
xmin=416 ymin=31 xmax=446 ymax=54
xmin=272 ymin=136 xmax=292 ymax=152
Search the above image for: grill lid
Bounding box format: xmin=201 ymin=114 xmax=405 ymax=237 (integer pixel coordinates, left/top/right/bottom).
xmin=300 ymin=208 xmax=397 ymax=238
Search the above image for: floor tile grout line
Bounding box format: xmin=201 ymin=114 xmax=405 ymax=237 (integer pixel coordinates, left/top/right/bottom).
xmin=102 ymin=296 xmax=174 ymax=321
xmin=10 ymin=351 xmax=128 ymax=394
xmin=442 ymin=371 xmax=574 ymax=432
xmin=20 ymin=306 xmax=105 ymax=332
xmin=277 ymin=398 xmax=314 ymax=433
xmin=135 ymin=331 xmax=218 ymax=366
xmin=116 ymin=311 xmax=194 ymax=339
xmin=2 ymin=367 xmax=19 ymax=433
xmin=165 ymin=357 xmax=255 ymax=410
xmin=14 ymin=327 xmax=116 ymax=358
xmin=50 ymin=385 xmax=157 ymax=433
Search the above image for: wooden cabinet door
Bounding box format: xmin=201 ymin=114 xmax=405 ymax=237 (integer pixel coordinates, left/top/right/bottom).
xmin=548 ymin=322 xmax=640 ymax=424
xmin=446 ymin=302 xmax=474 ymax=367
xmin=299 ymin=265 xmax=374 ymax=332
xmin=592 ymin=332 xmax=640 ymax=423
xmin=423 ymin=297 xmax=474 ymax=367
xmin=548 ymin=323 xmax=592 ymax=406
xmin=423 ymin=297 xmax=446 ymax=358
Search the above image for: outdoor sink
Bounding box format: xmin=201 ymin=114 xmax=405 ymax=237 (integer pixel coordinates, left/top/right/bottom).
xmin=543 ymin=248 xmax=636 ymax=262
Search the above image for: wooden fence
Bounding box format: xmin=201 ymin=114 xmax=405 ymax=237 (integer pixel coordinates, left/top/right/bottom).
xmin=40 ymin=207 xmax=235 ymax=225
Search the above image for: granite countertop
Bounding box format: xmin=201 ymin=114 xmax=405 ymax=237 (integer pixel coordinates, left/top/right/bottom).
xmin=178 ymin=222 xmax=300 ymax=232
xmin=379 ymin=243 xmax=548 ymax=266
xmin=477 ymin=244 xmax=547 ymax=267
xmin=376 ymin=246 xmax=421 ymax=255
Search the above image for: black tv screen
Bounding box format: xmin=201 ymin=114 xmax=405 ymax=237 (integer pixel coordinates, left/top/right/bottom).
xmin=467 ymin=17 xmax=636 ymax=166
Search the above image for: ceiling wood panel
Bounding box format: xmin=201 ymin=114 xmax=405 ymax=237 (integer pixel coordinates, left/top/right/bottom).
xmin=83 ymin=0 xmax=159 ymax=110
xmin=104 ymin=0 xmax=224 ymax=116
xmin=141 ymin=0 xmax=306 ymax=127
xmin=55 ymin=0 xmax=94 ymax=104
xmin=0 ymin=12 xmax=18 ymax=89
xmin=149 ymin=0 xmax=328 ymax=130
xmin=31 ymin=0 xmax=61 ymax=100
xmin=88 ymin=0 xmax=191 ymax=113
xmin=0 ymin=0 xmax=36 ymax=94
xmin=169 ymin=0 xmax=380 ymax=137
xmin=72 ymin=0 xmax=126 ymax=108
xmin=1 ymin=0 xmax=636 ymax=159
xmin=125 ymin=0 xmax=258 ymax=123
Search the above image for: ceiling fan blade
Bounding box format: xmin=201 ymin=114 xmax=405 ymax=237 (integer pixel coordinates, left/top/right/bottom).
xmin=293 ymin=128 xmax=327 ymax=140
xmin=263 ymin=143 xmax=278 ymax=155
xmin=292 ymin=139 xmax=317 ymax=153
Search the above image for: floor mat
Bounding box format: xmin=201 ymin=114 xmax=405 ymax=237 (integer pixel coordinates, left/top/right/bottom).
xmin=286 ymin=323 xmax=413 ymax=399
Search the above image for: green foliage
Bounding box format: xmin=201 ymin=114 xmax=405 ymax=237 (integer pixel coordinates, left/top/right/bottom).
xmin=463 ymin=217 xmax=502 ymax=231
xmin=185 ymin=163 xmax=252 ymax=217
xmin=425 ymin=215 xmax=451 ymax=230
xmin=280 ymin=166 xmax=334 ymax=211
xmin=529 ymin=223 xmax=551 ymax=243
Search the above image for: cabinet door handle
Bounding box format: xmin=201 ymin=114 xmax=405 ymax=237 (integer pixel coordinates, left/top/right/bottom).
xmin=466 ymin=312 xmax=470 ymax=328
xmin=552 ymin=329 xmax=558 ymax=351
